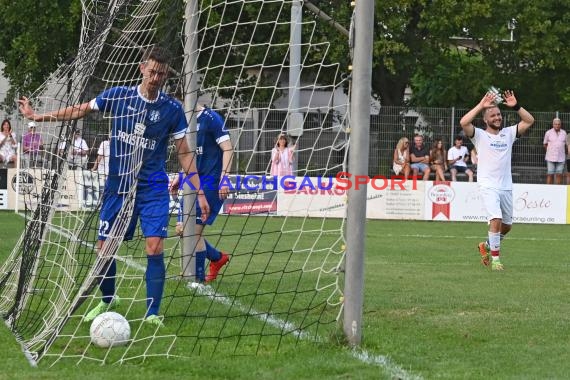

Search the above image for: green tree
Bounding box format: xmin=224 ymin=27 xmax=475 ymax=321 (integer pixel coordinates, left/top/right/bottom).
xmin=377 ymin=0 xmax=570 ymax=110
xmin=371 ymin=0 xmax=512 ymax=107
xmin=409 ymin=50 xmax=492 ymax=107
xmin=0 ymin=0 xmax=82 ymax=110
xmin=2 ymin=0 xmax=570 ymax=112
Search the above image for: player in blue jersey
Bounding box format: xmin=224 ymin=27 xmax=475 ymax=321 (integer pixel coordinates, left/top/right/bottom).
xmin=172 ymin=105 xmax=232 ymax=283
xmin=18 ymin=46 xmax=209 ymax=327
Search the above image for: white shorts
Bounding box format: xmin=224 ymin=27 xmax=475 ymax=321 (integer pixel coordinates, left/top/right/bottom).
xmin=479 ymin=187 xmax=513 ymax=225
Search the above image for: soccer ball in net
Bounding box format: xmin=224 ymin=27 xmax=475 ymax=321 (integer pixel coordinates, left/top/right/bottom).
xmin=89 ymin=311 xmax=131 ymax=348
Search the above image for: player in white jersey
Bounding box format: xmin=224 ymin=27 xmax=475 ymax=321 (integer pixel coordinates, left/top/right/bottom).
xmin=18 ymin=46 xmax=209 ymax=326
xmin=460 ymin=90 xmax=534 ymax=271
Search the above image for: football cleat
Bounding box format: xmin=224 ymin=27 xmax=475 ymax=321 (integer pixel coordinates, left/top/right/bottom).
xmin=84 ymin=296 xmax=120 ymax=322
xmin=491 ymin=261 xmax=504 ymax=271
xmin=144 ymin=314 xmax=165 ymax=328
xmin=478 ymin=242 xmax=490 ymax=267
xmin=205 ymin=252 xmax=230 ymax=283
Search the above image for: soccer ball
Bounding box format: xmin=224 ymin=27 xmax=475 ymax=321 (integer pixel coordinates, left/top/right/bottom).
xmin=90 ymin=311 xmax=131 ymax=348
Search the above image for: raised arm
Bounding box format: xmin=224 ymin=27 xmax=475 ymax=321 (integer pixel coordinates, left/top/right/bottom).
xmin=459 ymin=93 xmax=496 ymax=138
xmin=18 ymin=96 xmax=92 ymax=122
xmin=502 ymin=90 xmax=534 ymax=136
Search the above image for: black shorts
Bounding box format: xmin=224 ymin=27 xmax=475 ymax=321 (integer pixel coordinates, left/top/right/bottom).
xmin=451 ymin=165 xmax=470 ymax=173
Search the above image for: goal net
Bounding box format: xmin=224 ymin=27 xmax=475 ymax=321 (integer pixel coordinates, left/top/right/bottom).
xmin=0 ymin=0 xmax=351 ymax=365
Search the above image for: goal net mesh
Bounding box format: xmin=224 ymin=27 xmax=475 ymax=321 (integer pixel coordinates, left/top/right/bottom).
xmin=0 ymin=0 xmax=350 ymax=365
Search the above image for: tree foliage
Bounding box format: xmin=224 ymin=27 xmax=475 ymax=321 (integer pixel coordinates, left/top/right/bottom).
xmin=1 ymin=0 xmax=570 ymax=111
xmin=0 ymin=0 xmax=82 ymax=111
xmin=371 ymin=0 xmax=570 ymax=110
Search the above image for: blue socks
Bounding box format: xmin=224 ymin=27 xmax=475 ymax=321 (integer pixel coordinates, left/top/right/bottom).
xmin=146 ymin=253 xmax=165 ymax=317
xmin=100 ymin=258 xmax=116 ymax=304
xmin=195 ymin=240 xmax=221 ymax=281
xmin=205 ymin=239 xmax=222 ymax=262
xmin=99 ymin=254 xmax=167 ymax=316
xmin=196 ymin=250 xmax=206 ymax=282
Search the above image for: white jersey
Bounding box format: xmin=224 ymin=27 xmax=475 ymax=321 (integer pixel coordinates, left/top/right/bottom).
xmin=96 ymin=140 xmax=110 ymax=175
xmin=470 ymin=125 xmax=517 ymax=190
xmin=447 ymin=145 xmax=469 ymax=167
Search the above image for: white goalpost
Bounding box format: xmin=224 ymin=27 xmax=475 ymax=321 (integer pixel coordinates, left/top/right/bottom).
xmin=0 ymin=0 xmax=369 ymax=365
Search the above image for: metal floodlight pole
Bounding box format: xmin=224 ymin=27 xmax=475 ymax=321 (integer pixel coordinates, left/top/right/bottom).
xmin=288 ymin=0 xmax=303 ymax=173
xmin=289 ymin=0 xmax=302 ymax=114
xmin=182 ymin=0 xmax=199 ymax=280
xmin=344 ymin=0 xmax=374 ymax=346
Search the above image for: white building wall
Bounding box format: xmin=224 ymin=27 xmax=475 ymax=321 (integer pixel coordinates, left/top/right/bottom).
xmin=0 ymin=62 xmax=9 ymax=110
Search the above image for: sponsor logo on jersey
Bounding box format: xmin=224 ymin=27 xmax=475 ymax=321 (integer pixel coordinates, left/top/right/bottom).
xmin=117 ymin=130 xmax=156 ymax=150
xmin=490 ymin=141 xmax=508 ymax=150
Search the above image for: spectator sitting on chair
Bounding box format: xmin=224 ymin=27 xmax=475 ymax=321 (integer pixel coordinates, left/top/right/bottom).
xmin=429 ymin=138 xmax=447 ymax=181
xmin=0 ymin=119 xmax=17 ymax=167
xmin=447 ymin=135 xmax=473 ymax=182
xmin=22 ymin=121 xmax=43 ymax=168
xmin=59 ymin=129 xmax=89 ymax=169
xmin=410 ymin=134 xmax=431 ymax=180
xmin=543 ymin=118 xmax=566 ymax=185
xmin=392 ymin=137 xmax=410 ymax=177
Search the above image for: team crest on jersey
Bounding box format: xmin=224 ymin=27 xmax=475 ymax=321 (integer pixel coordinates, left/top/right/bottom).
xmin=149 ymin=110 xmax=161 ymax=123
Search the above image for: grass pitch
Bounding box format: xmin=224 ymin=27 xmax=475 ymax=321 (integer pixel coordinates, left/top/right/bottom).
xmin=1 ymin=210 xmax=569 ymax=379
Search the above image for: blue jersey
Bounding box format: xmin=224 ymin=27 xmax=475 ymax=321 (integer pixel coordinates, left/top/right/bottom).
xmin=92 ymin=86 xmax=187 ymax=193
xmin=196 ymin=108 xmax=230 ymax=184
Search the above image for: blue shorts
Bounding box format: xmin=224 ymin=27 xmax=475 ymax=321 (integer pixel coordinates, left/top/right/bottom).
xmin=98 ymin=186 xmax=169 ymax=241
xmin=410 ymin=162 xmax=429 ymax=173
xmin=546 ymin=161 xmax=564 ymax=175
xmin=196 ymin=189 xmax=223 ymax=225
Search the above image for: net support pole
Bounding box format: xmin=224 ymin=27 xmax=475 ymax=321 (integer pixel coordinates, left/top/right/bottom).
xmin=343 ymin=0 xmax=374 ymax=346
xmin=288 ymin=0 xmax=303 ymax=173
xmin=181 ymin=0 xmax=199 ymax=280
xmin=15 ymin=142 xmax=20 ymax=213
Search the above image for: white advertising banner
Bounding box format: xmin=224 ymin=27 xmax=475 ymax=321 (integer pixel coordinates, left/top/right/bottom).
xmin=6 ymin=168 xmax=86 ymax=212
xmin=424 ymin=181 xmax=485 ymax=222
xmin=423 ymin=181 xmax=566 ymax=224
xmin=277 ymin=175 xmax=425 ymax=220
xmin=367 ymin=179 xmax=424 ymax=220
xmin=276 ymin=176 xmax=346 ymax=218
xmin=0 ymin=190 xmax=7 ymax=210
xmin=512 ymin=184 xmax=566 ymax=224
xmin=3 ymin=170 xmax=568 ymax=225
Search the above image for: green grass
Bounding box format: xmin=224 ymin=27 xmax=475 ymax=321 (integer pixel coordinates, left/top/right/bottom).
xmin=1 ymin=211 xmax=570 ymax=379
